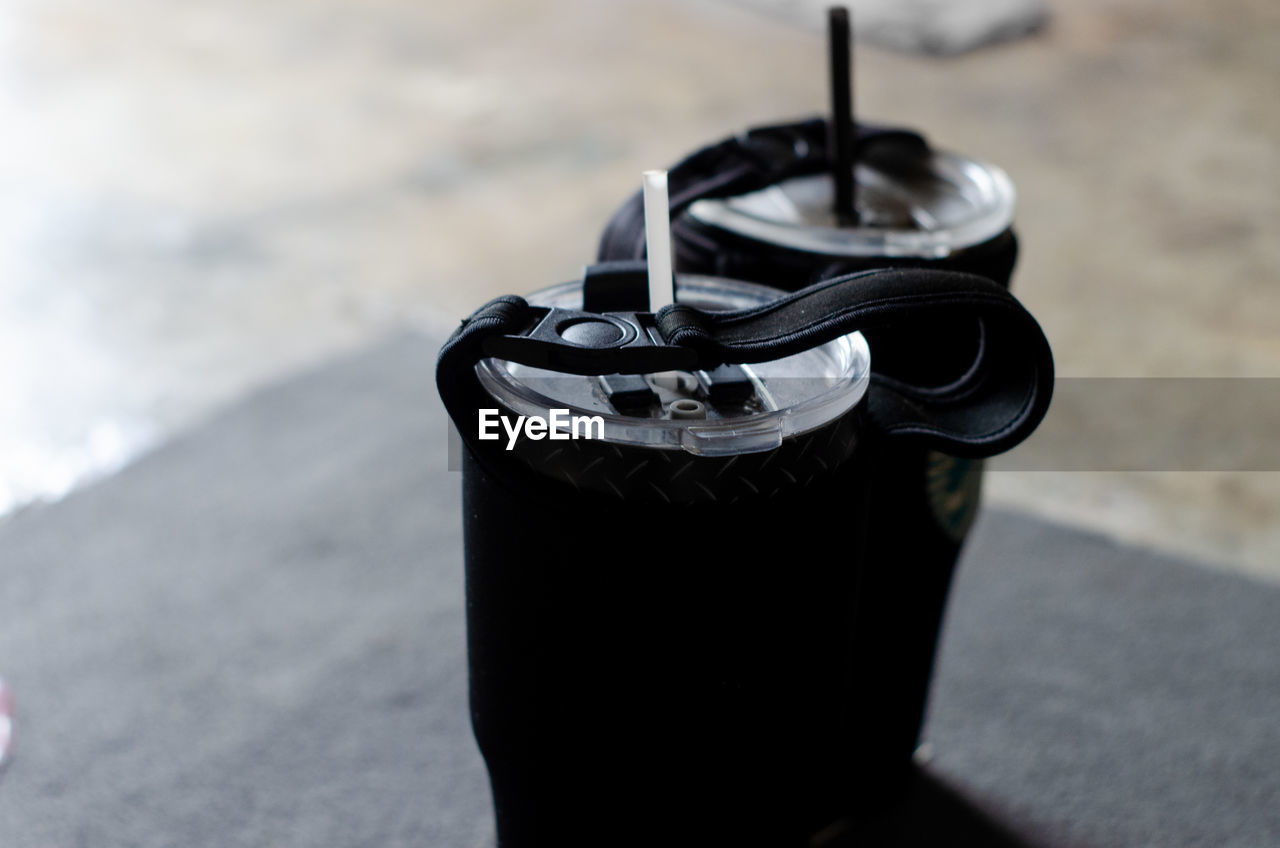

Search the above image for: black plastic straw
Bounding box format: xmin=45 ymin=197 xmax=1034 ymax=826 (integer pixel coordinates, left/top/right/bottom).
xmin=828 ymin=6 xmax=858 ymax=226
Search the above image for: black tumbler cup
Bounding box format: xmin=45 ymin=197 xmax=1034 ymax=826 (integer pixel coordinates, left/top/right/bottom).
xmin=438 ymin=263 xmax=1053 ymax=845
xmin=597 ymin=118 xmax=1021 ymax=807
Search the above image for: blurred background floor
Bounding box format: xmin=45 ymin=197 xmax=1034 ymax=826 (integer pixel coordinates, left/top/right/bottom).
xmin=0 ymin=0 xmax=1276 ymax=574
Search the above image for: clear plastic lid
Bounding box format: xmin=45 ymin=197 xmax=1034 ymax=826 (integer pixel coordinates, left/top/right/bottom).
xmin=685 ymin=149 xmax=1015 ymax=259
xmin=475 ymin=275 xmax=870 ymax=457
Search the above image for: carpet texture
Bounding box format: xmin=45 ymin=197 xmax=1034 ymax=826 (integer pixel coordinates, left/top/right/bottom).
xmin=0 ymin=332 xmax=1276 ymax=846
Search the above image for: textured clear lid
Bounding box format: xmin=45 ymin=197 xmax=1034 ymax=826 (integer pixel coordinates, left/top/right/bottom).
xmin=685 ymin=149 xmax=1014 ymax=259
xmin=475 ymin=275 xmax=870 ymax=457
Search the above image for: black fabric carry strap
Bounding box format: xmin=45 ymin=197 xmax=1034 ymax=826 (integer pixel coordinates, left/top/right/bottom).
xmin=653 ymin=268 xmax=1051 ymax=454
xmin=596 ymin=117 xmax=926 ymax=262
xmin=437 ymin=266 xmax=1052 ymax=465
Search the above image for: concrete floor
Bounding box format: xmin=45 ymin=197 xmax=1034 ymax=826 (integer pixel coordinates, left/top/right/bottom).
xmin=1 ymin=0 xmax=1276 ymax=574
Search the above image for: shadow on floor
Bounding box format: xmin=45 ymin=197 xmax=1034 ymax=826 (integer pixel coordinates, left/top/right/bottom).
xmin=818 ymin=765 xmax=1047 ymax=848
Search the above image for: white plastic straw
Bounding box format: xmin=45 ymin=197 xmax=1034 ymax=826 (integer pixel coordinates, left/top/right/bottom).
xmin=642 ymin=170 xmax=675 ymax=311
xmin=0 ymin=677 xmax=12 ymax=772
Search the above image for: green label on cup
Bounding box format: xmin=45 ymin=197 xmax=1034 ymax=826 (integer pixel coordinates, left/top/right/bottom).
xmin=925 ymin=452 xmax=983 ymax=540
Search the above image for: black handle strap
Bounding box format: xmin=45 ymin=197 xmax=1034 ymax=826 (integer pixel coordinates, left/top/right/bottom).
xmin=595 ymin=116 xmax=927 ymax=262
xmin=654 ymin=268 xmax=1052 ymax=455
xmin=437 ymin=266 xmax=1052 ymax=462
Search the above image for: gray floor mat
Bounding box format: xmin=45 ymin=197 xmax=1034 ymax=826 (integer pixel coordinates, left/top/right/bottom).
xmin=0 ymin=331 xmax=1275 ymax=847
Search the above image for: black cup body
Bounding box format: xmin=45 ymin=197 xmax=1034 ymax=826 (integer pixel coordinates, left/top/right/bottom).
xmin=462 ymin=397 xmax=874 ymax=846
